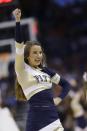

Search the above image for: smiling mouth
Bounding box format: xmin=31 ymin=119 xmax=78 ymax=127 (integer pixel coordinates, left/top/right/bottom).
xmin=35 ymin=60 xmax=41 ymax=62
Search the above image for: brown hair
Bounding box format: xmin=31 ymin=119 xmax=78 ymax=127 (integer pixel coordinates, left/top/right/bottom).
xmin=15 ymin=41 xmax=46 ymax=101
xmin=24 ymin=41 xmax=46 ymax=67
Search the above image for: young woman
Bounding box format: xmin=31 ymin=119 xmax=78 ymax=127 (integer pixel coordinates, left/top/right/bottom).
xmin=13 ymin=8 xmax=71 ymax=131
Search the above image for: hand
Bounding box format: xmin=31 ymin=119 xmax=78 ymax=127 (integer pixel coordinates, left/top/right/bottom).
xmin=53 ymin=97 xmax=62 ymax=106
xmin=12 ymin=8 xmax=21 ymax=22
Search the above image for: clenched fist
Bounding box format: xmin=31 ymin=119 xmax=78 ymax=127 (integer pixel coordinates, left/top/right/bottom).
xmin=12 ymin=8 xmax=21 ymax=22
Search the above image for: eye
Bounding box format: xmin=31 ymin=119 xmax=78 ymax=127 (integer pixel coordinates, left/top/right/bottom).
xmin=33 ymin=51 xmax=37 ymax=54
xmin=39 ymin=51 xmax=42 ymax=54
xmin=33 ymin=51 xmax=42 ymax=55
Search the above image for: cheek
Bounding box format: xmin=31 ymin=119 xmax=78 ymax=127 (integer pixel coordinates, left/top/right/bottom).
xmin=41 ymin=54 xmax=43 ymax=59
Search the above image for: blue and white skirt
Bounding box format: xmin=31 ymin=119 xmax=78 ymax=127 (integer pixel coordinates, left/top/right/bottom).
xmin=26 ymin=106 xmax=64 ymax=131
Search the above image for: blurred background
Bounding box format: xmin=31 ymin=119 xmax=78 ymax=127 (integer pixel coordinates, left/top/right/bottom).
xmin=0 ymin=0 xmax=87 ymax=131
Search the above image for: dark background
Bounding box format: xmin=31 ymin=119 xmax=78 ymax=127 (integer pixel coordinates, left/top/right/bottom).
xmin=0 ymin=1 xmax=87 ymax=131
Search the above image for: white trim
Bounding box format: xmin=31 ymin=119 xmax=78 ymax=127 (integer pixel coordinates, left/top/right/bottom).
xmin=23 ymin=83 xmax=52 ymax=97
xmin=39 ymin=119 xmax=64 ymax=131
xmin=25 ymin=63 xmax=50 ymax=77
xmin=51 ymin=73 xmax=60 ymax=84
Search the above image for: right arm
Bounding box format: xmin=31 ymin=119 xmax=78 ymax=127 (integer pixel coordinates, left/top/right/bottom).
xmin=13 ymin=9 xmax=25 ymax=74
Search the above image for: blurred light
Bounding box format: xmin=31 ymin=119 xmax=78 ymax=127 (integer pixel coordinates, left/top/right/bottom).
xmin=32 ymin=20 xmax=38 ymax=35
xmin=53 ymin=0 xmax=86 ymax=7
xmin=0 ymin=0 xmax=13 ymax=4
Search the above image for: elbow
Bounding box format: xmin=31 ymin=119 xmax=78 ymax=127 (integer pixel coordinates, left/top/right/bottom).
xmin=58 ymin=78 xmax=71 ymax=99
xmin=59 ymin=78 xmax=71 ymax=90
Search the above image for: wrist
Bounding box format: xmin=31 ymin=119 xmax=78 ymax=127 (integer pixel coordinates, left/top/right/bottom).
xmin=16 ymin=18 xmax=21 ymax=22
xmin=16 ymin=20 xmax=20 ymax=22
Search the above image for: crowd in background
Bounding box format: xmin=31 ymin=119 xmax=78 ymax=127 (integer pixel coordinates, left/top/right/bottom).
xmin=0 ymin=0 xmax=87 ymax=131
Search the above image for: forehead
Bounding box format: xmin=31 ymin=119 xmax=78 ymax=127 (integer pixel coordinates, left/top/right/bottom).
xmin=30 ymin=45 xmax=42 ymax=51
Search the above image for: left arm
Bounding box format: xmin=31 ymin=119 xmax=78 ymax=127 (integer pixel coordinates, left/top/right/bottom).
xmin=50 ymin=70 xmax=71 ymax=104
xmin=58 ymin=78 xmax=71 ymax=99
xmin=43 ymin=67 xmax=71 ymax=104
xmin=50 ymin=71 xmax=71 ymax=99
xmin=53 ymin=77 xmax=71 ymax=105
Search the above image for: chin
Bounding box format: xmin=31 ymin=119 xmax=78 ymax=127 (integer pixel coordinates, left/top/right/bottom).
xmin=36 ymin=63 xmax=41 ymax=66
xmin=34 ymin=64 xmax=40 ymax=67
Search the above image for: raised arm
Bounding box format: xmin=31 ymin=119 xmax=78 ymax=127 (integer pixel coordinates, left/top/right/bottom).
xmin=13 ymin=9 xmax=25 ymax=74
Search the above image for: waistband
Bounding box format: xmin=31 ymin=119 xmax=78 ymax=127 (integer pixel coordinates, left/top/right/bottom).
xmin=29 ymin=105 xmax=56 ymax=109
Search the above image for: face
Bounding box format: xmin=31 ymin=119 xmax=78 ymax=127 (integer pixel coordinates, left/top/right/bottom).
xmin=27 ymin=45 xmax=43 ymax=68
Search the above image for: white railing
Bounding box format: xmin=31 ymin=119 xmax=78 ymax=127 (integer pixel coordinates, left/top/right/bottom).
xmin=0 ymin=18 xmax=37 ymax=41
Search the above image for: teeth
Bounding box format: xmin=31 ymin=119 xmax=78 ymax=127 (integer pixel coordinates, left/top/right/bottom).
xmin=35 ymin=60 xmax=40 ymax=61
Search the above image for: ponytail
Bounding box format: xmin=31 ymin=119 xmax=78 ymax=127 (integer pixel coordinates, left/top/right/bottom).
xmin=15 ymin=79 xmax=27 ymax=101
